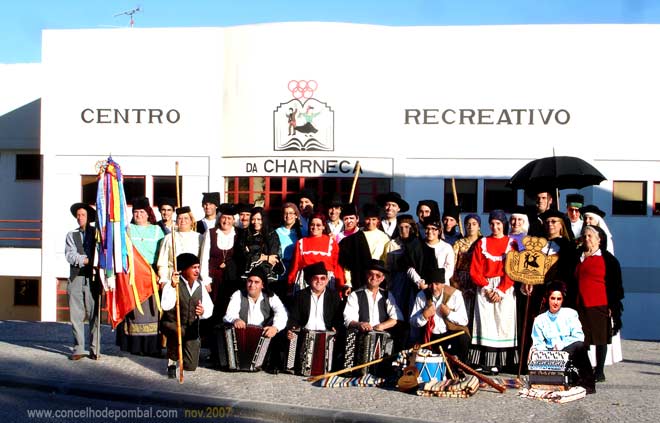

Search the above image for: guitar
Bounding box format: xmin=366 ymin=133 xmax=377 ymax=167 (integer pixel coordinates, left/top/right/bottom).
xmin=397 ymin=345 xmax=421 ymax=392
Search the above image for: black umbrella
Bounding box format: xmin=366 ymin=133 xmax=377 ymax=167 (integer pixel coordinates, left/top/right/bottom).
xmin=507 ymin=156 xmax=606 ymax=191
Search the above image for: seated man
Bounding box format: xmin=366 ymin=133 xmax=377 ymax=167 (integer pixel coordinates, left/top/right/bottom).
xmin=288 ymin=262 xmax=343 ymax=333
xmin=220 ymin=267 xmax=288 ymax=371
xmin=286 ymin=262 xmax=343 ymax=374
xmin=410 ymin=267 xmax=470 ymax=362
xmin=530 ymin=281 xmax=596 ymax=394
xmin=161 ymin=253 xmax=214 ymax=379
xmin=343 ymin=259 xmax=404 ymax=354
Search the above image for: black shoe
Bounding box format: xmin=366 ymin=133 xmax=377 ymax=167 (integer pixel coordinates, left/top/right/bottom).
xmin=167 ymin=365 xmax=176 ymax=379
xmin=595 ymin=373 xmax=606 ymax=383
xmin=584 ymin=385 xmax=596 ymax=394
xmin=88 ymin=353 xmax=99 ymax=361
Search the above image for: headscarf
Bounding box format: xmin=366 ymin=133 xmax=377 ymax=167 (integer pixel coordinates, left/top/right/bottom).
xmin=488 ymin=209 xmax=509 ymax=235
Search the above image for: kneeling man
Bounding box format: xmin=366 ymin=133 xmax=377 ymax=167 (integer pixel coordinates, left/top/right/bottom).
xmin=410 ymin=267 xmax=470 ymax=362
xmin=530 ymin=281 xmax=596 ymax=394
xmin=161 ymin=253 xmax=213 ymax=378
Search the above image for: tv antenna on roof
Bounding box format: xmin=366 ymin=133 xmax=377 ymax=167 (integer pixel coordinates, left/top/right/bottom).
xmin=114 ymin=6 xmax=142 ymax=28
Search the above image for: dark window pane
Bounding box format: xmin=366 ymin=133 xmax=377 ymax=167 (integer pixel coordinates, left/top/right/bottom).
xmin=16 ymin=154 xmax=41 ymax=180
xmin=270 ymin=177 xmax=282 ymax=191
xmin=153 ymin=176 xmax=182 ymax=204
xmin=238 ymin=177 xmax=250 ymax=191
xmin=227 ymin=177 xmax=235 ymax=191
xmin=81 ymin=175 xmax=97 ymax=205
xmin=123 ymin=176 xmax=146 ymax=204
xmin=654 ymin=182 xmax=660 ymax=216
xmin=612 ymin=181 xmax=646 ymax=215
xmin=444 ymin=179 xmax=477 ymax=213
xmin=484 ymin=179 xmax=516 ymax=212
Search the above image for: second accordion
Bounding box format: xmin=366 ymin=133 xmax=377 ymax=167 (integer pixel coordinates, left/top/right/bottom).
xmin=286 ymin=329 xmax=336 ymax=376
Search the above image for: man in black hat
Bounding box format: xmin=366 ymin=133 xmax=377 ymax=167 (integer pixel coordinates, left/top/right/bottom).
xmin=565 ymin=194 xmax=584 ymax=239
xmin=287 ymin=262 xmax=343 ymax=333
xmin=298 ymin=189 xmax=316 ymax=237
xmin=410 ymin=267 xmax=470 ymax=362
xmin=442 ymin=204 xmax=462 ymax=246
xmin=338 ymin=203 xmax=390 ymax=292
xmin=196 ymin=192 xmax=220 ymax=234
xmin=161 ymin=253 xmax=213 ymax=378
xmin=64 ymin=202 xmax=101 ymax=361
xmin=416 ymin=199 xmax=440 ymax=240
xmin=156 ymin=197 xmax=176 ymax=235
xmin=376 ymin=191 xmax=410 ymax=238
xmin=235 ymin=203 xmax=253 ymax=231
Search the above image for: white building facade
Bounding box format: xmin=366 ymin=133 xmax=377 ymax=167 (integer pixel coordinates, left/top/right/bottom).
xmin=1 ymin=23 xmax=658 ymax=339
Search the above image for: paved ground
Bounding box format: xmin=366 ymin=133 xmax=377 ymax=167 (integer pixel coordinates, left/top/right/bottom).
xmin=1 ymin=320 xmax=659 ymax=423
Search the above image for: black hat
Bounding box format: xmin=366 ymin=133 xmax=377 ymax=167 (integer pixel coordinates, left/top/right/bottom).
xmin=375 ymin=192 xmax=410 ymax=213
xmin=218 ymin=203 xmax=236 ymax=216
xmin=303 ymin=262 xmax=327 ymax=282
xmin=416 ymin=199 xmax=440 ymax=215
xmin=235 ymin=203 xmax=252 ymax=214
xmin=69 ymin=202 xmax=96 ymax=222
xmin=579 ymin=204 xmax=606 ymax=218
xmin=176 ymin=253 xmax=199 ymax=271
xmin=427 ymin=267 xmax=446 ymax=284
xmin=510 ymin=205 xmax=530 ymax=216
xmin=157 ymin=197 xmax=176 ymax=209
xmin=328 ymin=193 xmax=343 ymax=208
xmin=365 ymin=259 xmax=389 ymax=275
xmin=423 ymin=218 xmax=442 ymax=229
xmin=201 ymin=192 xmax=220 ymax=207
xmin=362 ymin=203 xmax=382 ymax=219
xmin=566 ymin=194 xmax=584 ymax=208
xmin=131 ymin=197 xmax=151 ymax=211
xmin=396 ymin=214 xmax=415 ymax=224
xmin=340 ymin=203 xmax=358 ymax=219
xmin=176 ymin=206 xmax=191 ymax=215
xmin=246 ymin=266 xmax=268 ymax=283
xmin=298 ymin=189 xmax=317 ymax=205
xmin=442 ymin=204 xmax=461 ymax=222
xmin=539 ymin=209 xmax=565 ymax=221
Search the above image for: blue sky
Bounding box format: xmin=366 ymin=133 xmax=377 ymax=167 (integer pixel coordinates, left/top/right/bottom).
xmin=3 ymin=0 xmax=660 ymax=63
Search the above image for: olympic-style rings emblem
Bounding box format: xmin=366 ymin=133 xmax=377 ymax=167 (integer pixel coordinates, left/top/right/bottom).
xmin=288 ymin=80 xmax=317 ymax=100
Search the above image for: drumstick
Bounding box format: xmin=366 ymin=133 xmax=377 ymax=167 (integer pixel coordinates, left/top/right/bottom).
xmin=438 ymin=345 xmax=455 ymax=381
xmin=307 ymin=331 xmax=465 ymax=383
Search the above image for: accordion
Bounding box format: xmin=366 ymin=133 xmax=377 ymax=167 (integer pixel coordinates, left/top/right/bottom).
xmin=343 ymin=330 xmax=393 ymax=376
xmin=286 ymin=329 xmax=336 ymax=376
xmin=224 ymin=325 xmax=271 ymax=371
xmin=528 ymin=350 xmax=570 ymax=389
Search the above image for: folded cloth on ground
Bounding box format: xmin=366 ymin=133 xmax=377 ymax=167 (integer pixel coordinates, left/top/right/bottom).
xmin=486 ymin=377 xmax=523 ymax=389
xmin=518 ymin=386 xmax=586 ymax=403
xmin=416 ymin=375 xmax=480 ymax=398
xmin=316 ymin=373 xmax=385 ymax=388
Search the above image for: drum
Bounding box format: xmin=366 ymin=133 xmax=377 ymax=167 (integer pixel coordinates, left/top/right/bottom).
xmin=286 ymin=329 xmax=336 ymax=376
xmin=415 ymin=352 xmax=446 ymax=383
xmin=224 ymin=324 xmax=271 ymax=371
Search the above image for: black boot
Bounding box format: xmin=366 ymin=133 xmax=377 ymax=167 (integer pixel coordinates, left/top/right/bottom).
xmin=594 ymin=345 xmax=607 ymax=382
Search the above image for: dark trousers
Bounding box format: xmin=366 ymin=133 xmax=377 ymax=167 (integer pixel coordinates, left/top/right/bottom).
xmin=430 ymin=330 xmax=470 ymax=363
xmin=563 ymin=341 xmax=595 ymax=389
xmin=163 ymin=322 xmax=201 ymax=371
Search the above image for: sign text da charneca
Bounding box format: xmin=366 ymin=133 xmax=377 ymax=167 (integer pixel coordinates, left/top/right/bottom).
xmin=245 ymin=158 xmax=360 ymax=175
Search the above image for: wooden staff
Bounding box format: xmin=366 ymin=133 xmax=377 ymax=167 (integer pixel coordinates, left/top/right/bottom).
xmin=438 ymin=345 xmax=455 ymax=381
xmin=307 ymin=330 xmax=465 ymax=383
xmin=173 ymin=161 xmax=184 ymax=384
xmin=444 ymin=352 xmax=506 ymax=393
xmin=348 ymin=161 xmax=361 ymax=204
xmin=451 ymin=177 xmax=464 ymax=236
xmin=517 ymin=288 xmax=531 ymax=378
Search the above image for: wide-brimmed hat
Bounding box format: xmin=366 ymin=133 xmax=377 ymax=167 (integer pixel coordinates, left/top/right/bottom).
xmin=303 ymin=262 xmax=328 ymax=282
xmin=376 ymin=192 xmax=410 ymax=213
xmin=365 ymin=259 xmax=389 ymax=275
xmin=69 ymin=203 xmax=96 ymax=222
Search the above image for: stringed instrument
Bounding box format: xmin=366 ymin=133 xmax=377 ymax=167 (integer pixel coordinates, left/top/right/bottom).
xmin=397 ymin=344 xmax=421 ymax=392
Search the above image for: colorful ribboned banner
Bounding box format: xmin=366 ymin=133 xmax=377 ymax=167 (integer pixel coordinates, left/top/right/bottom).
xmin=95 ymin=157 xmax=160 ymax=328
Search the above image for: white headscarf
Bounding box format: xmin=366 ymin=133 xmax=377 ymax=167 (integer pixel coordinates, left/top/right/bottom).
xmin=584 ymin=212 xmax=614 ymax=255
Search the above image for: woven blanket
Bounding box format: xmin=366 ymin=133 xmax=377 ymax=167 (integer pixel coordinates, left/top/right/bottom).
xmin=487 ymin=377 xmax=523 ymax=389
xmin=416 ymin=375 xmax=480 ymax=398
xmin=316 ymin=373 xmax=385 ymax=388
xmin=518 ymin=386 xmax=586 ymax=403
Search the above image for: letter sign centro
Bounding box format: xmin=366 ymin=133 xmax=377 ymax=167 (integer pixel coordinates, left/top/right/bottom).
xmin=273 ymin=81 xmax=335 ymax=152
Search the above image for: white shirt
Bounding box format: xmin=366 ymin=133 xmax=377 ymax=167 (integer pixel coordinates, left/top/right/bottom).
xmin=381 ymin=219 xmax=397 ymax=237
xmin=224 ymin=290 xmax=288 ymax=331
xmin=410 ymin=289 xmax=468 ymax=334
xmin=343 ymin=289 xmax=403 ymax=328
xmin=305 ymin=290 xmax=327 ymax=331
xmin=161 ymin=277 xmax=213 ymax=320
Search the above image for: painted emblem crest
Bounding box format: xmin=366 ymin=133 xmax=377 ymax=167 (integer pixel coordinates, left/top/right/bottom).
xmin=273 ymin=80 xmax=334 ymax=151
xmin=504 ymin=236 xmax=559 ymax=285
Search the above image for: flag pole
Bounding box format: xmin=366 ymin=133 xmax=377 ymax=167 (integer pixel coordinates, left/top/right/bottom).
xmin=349 ymin=161 xmax=361 ymax=204
xmin=173 ymin=161 xmax=184 ymax=383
